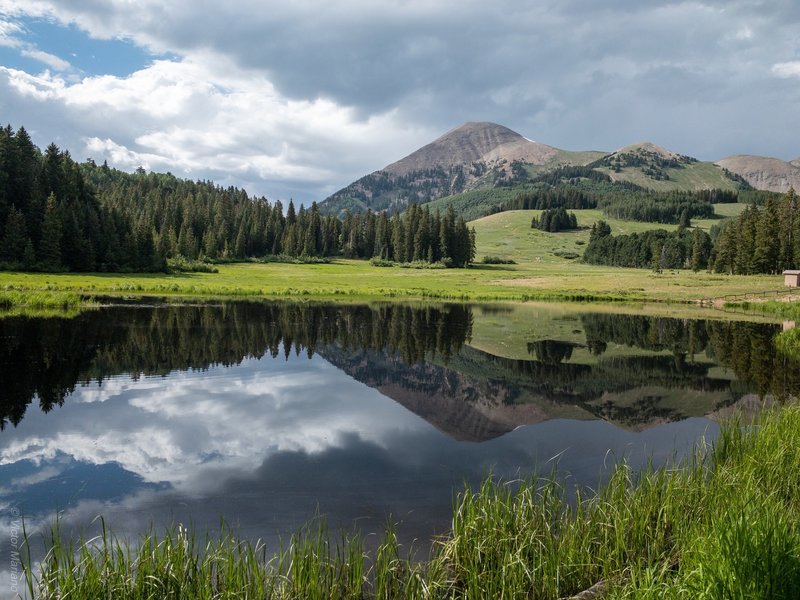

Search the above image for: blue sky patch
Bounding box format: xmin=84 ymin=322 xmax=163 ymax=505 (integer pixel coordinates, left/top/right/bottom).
xmin=2 ymin=17 xmax=168 ymax=77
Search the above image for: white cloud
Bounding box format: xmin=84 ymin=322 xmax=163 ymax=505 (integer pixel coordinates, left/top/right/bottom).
xmin=20 ymin=48 xmax=71 ymax=70
xmin=0 ymin=52 xmax=428 ymax=200
xmin=0 ymin=16 xmax=23 ymax=47
xmin=772 ymin=61 xmax=800 ymax=78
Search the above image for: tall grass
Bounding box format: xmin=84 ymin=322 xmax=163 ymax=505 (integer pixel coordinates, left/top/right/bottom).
xmin=776 ymin=327 xmax=800 ymax=359
xmin=0 ymin=289 xmax=83 ymax=311
xmin=23 ymin=405 xmax=800 ymax=599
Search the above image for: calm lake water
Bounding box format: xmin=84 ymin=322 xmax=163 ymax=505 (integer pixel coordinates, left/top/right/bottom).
xmin=1 ymin=301 xmax=797 ymax=579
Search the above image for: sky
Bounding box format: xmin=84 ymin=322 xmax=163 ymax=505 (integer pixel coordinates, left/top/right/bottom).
xmin=0 ymin=1 xmax=799 ymax=204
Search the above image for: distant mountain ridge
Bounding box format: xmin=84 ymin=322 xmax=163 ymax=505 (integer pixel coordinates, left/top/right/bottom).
xmin=319 ymin=122 xmax=796 ymax=217
xmin=715 ymin=155 xmax=800 ymax=193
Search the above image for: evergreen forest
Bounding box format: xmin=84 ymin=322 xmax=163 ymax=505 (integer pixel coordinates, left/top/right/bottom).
xmin=0 ymin=125 xmax=475 ymax=272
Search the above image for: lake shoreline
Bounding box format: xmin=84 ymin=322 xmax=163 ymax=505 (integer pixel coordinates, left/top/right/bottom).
xmin=0 ymin=259 xmax=794 ymax=316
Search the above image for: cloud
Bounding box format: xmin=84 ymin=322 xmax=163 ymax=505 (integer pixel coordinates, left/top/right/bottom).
xmin=0 ymin=356 xmax=430 ymax=489
xmin=0 ymin=14 xmax=72 ymax=72
xmin=772 ymin=62 xmax=800 ymax=78
xmin=19 ymin=48 xmax=71 ymax=70
xmin=0 ymin=52 xmax=428 ymax=200
xmin=0 ymin=0 xmax=799 ymax=199
xmin=0 ymin=16 xmax=23 ymax=47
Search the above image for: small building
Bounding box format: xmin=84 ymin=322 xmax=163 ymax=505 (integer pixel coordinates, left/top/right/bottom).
xmin=785 ymin=270 xmax=800 ymax=287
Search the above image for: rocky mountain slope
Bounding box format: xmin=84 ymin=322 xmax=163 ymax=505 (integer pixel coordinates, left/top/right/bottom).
xmin=715 ymin=155 xmax=800 ymax=193
xmin=320 ymin=122 xmax=795 ymax=217
xmin=321 ymin=122 xmax=568 ymax=216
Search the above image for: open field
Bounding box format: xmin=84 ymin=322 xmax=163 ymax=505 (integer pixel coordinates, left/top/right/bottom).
xmin=0 ymin=203 xmax=786 ymax=308
xmin=0 ymin=256 xmax=786 ymax=307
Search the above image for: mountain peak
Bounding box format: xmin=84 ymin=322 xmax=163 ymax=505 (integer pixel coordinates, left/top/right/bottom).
xmin=384 ymin=122 xmax=558 ymax=175
xmin=613 ymin=142 xmax=681 ymax=159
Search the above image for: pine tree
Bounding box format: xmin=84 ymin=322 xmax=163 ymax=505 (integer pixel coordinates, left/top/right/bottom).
xmin=690 ymin=227 xmax=706 ymax=272
xmin=1 ymin=206 xmax=27 ymax=265
xmin=733 ymin=206 xmax=757 ymax=274
xmin=780 ymin=188 xmax=797 ymax=270
xmin=753 ymin=197 xmax=780 ymax=273
xmin=39 ymin=193 xmax=62 ymax=270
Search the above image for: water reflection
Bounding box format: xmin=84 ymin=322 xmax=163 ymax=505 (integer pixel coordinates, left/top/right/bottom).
xmin=0 ymin=302 xmax=797 ymax=564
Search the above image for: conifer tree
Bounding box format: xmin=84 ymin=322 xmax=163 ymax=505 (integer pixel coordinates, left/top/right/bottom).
xmin=0 ymin=206 xmax=27 ymax=265
xmin=39 ymin=193 xmax=62 ymax=271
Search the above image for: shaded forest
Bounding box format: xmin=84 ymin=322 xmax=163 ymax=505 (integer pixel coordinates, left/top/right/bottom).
xmin=0 ymin=125 xmax=474 ymax=272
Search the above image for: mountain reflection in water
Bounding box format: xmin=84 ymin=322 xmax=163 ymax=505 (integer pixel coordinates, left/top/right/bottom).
xmin=0 ymin=302 xmax=796 ymax=557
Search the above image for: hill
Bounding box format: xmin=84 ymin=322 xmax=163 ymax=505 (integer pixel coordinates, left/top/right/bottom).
xmin=715 ymin=155 xmax=800 ymax=193
xmin=590 ymin=142 xmax=742 ymax=192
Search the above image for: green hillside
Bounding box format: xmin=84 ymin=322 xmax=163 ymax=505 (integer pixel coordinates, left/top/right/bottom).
xmin=597 ymin=161 xmax=743 ymax=192
xmin=473 ymin=209 xmax=674 ymax=265
xmin=470 ymin=203 xmax=745 ymax=265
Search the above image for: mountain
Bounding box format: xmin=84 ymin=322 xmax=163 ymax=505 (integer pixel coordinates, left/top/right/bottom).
xmin=320 ymin=122 xmax=582 ymax=216
xmin=383 ymin=121 xmax=558 ymax=175
xmin=319 ymin=123 xmax=752 ymax=218
xmin=715 ymin=155 xmax=800 ymax=193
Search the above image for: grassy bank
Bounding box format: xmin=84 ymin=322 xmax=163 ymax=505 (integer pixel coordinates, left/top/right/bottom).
xmin=0 ymin=204 xmax=786 ymax=309
xmin=24 ymin=404 xmax=800 ymax=599
xmin=0 ymin=259 xmax=786 ymax=310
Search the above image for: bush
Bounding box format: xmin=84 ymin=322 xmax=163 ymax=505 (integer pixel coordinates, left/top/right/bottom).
xmin=481 ymin=256 xmax=516 ymax=265
xmin=398 ymin=260 xmax=448 ymax=269
xmin=167 ymin=255 xmax=219 ymax=273
xmin=260 ymin=254 xmax=331 ymax=264
xmin=369 ymin=258 xmax=396 ymax=267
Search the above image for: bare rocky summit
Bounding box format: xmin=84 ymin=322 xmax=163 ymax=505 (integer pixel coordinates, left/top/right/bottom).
xmin=715 ymin=155 xmax=800 ymax=193
xmin=611 ymin=142 xmax=682 ymax=160
xmin=383 ymin=121 xmax=558 ymax=176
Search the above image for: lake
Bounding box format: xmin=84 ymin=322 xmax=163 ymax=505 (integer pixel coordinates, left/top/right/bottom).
xmin=1 ymin=301 xmax=796 ymax=574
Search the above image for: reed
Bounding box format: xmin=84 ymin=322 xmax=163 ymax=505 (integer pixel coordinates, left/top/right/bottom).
xmin=23 ymin=405 xmax=800 ymax=599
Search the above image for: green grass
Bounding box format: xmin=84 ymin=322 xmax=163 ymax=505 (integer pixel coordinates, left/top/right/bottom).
xmin=597 ymin=161 xmax=741 ymax=192
xmin=776 ymin=328 xmax=800 ymax=359
xmin=23 ymin=405 xmax=800 ymax=598
xmin=0 ymin=203 xmax=786 ymax=309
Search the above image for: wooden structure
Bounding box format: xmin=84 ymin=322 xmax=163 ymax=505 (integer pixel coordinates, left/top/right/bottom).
xmin=784 ymin=270 xmax=800 ymax=287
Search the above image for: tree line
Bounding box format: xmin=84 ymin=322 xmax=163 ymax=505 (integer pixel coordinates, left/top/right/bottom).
xmin=0 ymin=125 xmax=475 ymax=271
xmin=583 ymin=220 xmax=712 ymax=271
xmin=597 ymin=193 xmax=716 ymax=224
xmin=581 ymin=188 xmax=799 ymax=274
xmin=711 ymin=190 xmax=799 ymax=274
xmin=339 ymin=203 xmax=475 ymax=267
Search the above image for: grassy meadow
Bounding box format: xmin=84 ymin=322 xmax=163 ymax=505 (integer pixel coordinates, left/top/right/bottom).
xmin=0 ymin=204 xmax=788 ymax=309
xmin=24 ymin=404 xmax=800 ymax=599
